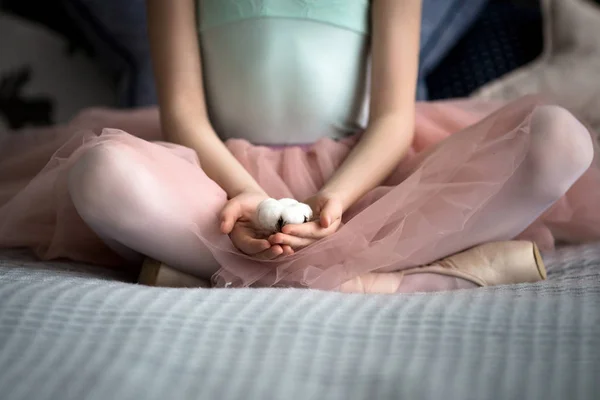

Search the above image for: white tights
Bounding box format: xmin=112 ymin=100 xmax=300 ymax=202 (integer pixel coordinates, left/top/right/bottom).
xmin=67 ymin=105 xmax=593 ymax=289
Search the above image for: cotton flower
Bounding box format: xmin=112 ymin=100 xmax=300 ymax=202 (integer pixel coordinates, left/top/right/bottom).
xmin=256 ymin=198 xmax=313 ymax=233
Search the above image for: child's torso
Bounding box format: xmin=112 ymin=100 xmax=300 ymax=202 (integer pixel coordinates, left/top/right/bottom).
xmin=197 ymin=0 xmax=371 ymax=145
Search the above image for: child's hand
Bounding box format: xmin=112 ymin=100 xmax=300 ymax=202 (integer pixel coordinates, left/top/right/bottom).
xmin=268 ymin=192 xmax=343 ymax=251
xmin=220 ymin=190 xmax=294 ymax=259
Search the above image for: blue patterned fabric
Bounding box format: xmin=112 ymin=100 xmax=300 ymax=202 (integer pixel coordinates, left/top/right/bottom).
xmin=426 ymin=0 xmax=544 ymax=100
xmin=417 ymin=0 xmax=488 ymax=99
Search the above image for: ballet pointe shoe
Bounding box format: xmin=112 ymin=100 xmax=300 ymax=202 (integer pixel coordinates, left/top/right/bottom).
xmin=405 ymin=240 xmax=547 ymax=287
xmin=138 ymin=258 xmax=210 ymax=288
xmin=338 ymin=240 xmax=547 ymax=294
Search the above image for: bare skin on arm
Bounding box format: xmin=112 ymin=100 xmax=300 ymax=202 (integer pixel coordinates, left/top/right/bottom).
xmin=146 ymin=0 xmax=292 ymax=258
xmin=274 ymin=0 xmax=423 ymax=249
xmin=146 ymin=0 xmax=263 ymax=198
xmin=320 ymin=0 xmax=422 ymax=211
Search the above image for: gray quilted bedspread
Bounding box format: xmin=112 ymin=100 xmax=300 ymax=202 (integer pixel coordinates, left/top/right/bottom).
xmin=1 ymin=243 xmax=599 ymax=400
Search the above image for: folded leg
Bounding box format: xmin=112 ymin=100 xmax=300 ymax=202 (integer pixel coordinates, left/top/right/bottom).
xmin=369 ymin=103 xmax=594 ymax=272
xmin=68 ymin=135 xmax=226 ymax=279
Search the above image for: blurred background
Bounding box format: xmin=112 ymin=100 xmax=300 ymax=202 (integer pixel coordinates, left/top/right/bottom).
xmin=0 ymin=0 xmax=548 ymax=130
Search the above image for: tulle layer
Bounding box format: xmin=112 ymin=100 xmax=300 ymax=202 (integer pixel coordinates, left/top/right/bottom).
xmin=209 ymin=96 xmax=600 ymax=289
xmin=1 ymin=96 xmax=599 ymax=289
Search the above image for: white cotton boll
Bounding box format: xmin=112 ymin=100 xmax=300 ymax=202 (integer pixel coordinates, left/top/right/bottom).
xmin=281 ymin=203 xmax=313 ymax=226
xmin=256 ymin=198 xmax=284 ymax=233
xmin=259 ymin=198 xmax=282 ymax=210
xmin=255 ymin=198 xmax=313 ymax=232
xmin=278 ymin=198 xmax=299 ymax=207
xmin=296 ymin=203 xmax=313 ymax=220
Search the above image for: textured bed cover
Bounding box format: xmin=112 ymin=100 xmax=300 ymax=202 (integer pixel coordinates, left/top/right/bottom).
xmin=0 ymin=243 xmax=599 ymax=400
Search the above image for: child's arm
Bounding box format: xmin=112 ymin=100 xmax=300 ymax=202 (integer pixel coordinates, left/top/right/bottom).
xmin=146 ymin=0 xmax=265 ymax=199
xmin=319 ymin=0 xmax=421 ymax=212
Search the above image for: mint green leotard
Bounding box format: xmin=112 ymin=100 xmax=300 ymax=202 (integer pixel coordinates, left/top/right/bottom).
xmin=197 ymin=0 xmax=371 ymax=145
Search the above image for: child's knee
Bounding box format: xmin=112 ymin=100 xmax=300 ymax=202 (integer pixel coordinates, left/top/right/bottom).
xmin=68 ymin=143 xmax=134 ymax=220
xmin=527 ymin=105 xmax=593 ymax=198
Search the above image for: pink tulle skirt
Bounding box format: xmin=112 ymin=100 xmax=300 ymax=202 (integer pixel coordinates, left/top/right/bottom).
xmin=1 ymin=95 xmax=600 ymax=289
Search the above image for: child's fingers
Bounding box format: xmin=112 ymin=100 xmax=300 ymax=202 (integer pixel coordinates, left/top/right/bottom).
xmin=254 ymin=245 xmax=284 ymax=260
xmin=281 ymin=220 xmax=338 ymax=240
xmin=220 ymin=220 xmax=233 ymax=235
xmin=249 ymin=238 xmax=272 ymax=254
xmin=281 ymin=245 xmax=294 ymax=256
xmin=235 ymin=235 xmax=271 ymax=255
xmin=319 ymin=200 xmax=341 ymax=228
xmin=268 ymin=232 xmax=315 ymax=249
xmin=280 ymin=221 xmax=319 ymax=237
xmin=220 ymin=201 xmax=242 ymax=234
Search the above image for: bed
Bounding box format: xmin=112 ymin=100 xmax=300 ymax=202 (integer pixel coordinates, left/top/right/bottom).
xmin=1 ymin=243 xmax=599 ymax=400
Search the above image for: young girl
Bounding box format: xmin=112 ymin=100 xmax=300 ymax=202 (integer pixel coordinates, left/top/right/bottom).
xmin=1 ymin=0 xmax=599 ymax=293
